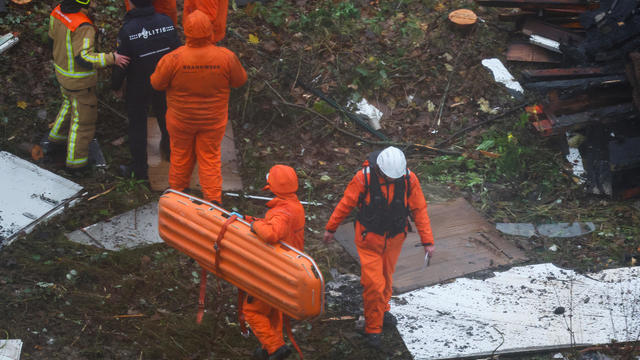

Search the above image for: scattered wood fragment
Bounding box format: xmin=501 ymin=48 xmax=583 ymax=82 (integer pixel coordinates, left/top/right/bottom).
xmin=88 ymin=186 xmax=115 ymax=201
xmin=113 ymin=314 xmax=144 ymax=319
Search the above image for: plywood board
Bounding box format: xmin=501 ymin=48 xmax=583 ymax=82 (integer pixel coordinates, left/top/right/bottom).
xmin=0 ymin=151 xmax=83 ymax=248
xmin=333 ymin=198 xmax=527 ymax=294
xmin=392 ymin=263 xmax=640 ymax=359
xmin=506 ymin=43 xmax=562 ymax=63
xmin=147 ymin=118 xmax=243 ymax=192
xmin=66 ymin=202 xmax=161 ymax=251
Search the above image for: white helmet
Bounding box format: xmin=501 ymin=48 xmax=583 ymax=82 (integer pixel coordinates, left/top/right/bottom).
xmin=376 ymin=146 xmax=406 ymax=179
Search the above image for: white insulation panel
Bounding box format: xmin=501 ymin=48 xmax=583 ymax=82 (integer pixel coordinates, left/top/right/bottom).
xmin=66 ymin=202 xmax=161 ymax=251
xmin=392 ymin=263 xmax=640 ymax=359
xmin=0 ymin=151 xmax=83 ymax=247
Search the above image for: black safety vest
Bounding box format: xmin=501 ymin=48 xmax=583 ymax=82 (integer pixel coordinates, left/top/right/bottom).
xmin=356 ymin=157 xmax=410 ymax=238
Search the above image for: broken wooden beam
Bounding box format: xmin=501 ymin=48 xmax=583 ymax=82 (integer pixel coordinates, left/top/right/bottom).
xmin=521 ymin=67 xmax=621 ymax=81
xmin=521 ymin=17 xmax=584 ymax=43
xmin=542 ymin=89 xmax=632 ymax=115
xmin=551 ymin=103 xmax=636 ymax=129
xmin=506 ymin=43 xmax=562 ymax=63
xmin=524 ymin=74 xmax=628 ymax=91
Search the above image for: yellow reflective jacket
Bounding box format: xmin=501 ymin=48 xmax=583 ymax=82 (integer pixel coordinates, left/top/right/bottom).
xmin=49 ymin=5 xmax=115 ymax=90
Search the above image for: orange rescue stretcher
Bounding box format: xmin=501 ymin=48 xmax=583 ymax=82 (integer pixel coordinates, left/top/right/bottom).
xmin=157 ymin=189 xmax=325 ymax=320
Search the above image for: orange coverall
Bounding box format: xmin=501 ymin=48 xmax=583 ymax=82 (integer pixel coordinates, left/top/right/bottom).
xmin=183 ymin=0 xmax=228 ymax=43
xmin=150 ymin=10 xmax=247 ymax=203
xmin=124 ymin=0 xmax=177 ymax=24
xmin=325 ymin=167 xmax=434 ymax=334
xmin=243 ymin=165 xmax=305 ymax=355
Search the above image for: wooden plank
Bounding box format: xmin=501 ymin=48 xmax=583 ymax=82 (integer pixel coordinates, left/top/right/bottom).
xmin=521 ymin=67 xmax=620 ymax=80
xmin=551 ymin=103 xmax=636 ymax=129
xmin=333 ymin=198 xmax=527 ymax=294
xmin=524 ymin=74 xmax=628 ymax=91
xmin=506 ymin=43 xmax=562 ymax=63
xmin=147 ymin=117 xmax=243 ymax=193
xmin=521 ymin=17 xmax=584 ymax=43
xmin=542 ymin=89 xmax=631 ymax=115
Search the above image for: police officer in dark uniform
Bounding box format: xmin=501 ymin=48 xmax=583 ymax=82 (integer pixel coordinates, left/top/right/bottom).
xmin=112 ymin=0 xmax=180 ymax=180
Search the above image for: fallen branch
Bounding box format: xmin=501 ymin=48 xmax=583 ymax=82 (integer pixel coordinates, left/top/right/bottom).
xmin=98 ymin=99 xmax=128 ymax=122
xmin=87 ymin=186 xmax=115 ymax=201
xmin=113 ymin=314 xmax=145 ymax=319
xmin=435 ymin=103 xmax=527 ymax=148
xmin=270 ymin=96 xmax=462 ymax=155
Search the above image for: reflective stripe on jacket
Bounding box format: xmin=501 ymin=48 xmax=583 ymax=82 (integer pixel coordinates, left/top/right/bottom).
xmin=49 ymin=5 xmax=115 ymax=90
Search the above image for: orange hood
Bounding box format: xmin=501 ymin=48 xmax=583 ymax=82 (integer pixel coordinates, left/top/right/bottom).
xmin=184 ymin=9 xmax=213 ymax=39
xmin=263 ymin=165 xmax=298 ymax=195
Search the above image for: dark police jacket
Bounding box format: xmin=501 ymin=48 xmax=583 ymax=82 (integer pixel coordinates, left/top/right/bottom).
xmin=111 ymin=6 xmax=181 ymax=100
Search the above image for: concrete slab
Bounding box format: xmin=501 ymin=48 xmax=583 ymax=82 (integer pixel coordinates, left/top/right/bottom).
xmin=66 ymin=202 xmax=161 ymax=250
xmin=333 ymin=198 xmax=527 ymax=294
xmin=0 ymin=339 xmax=23 ymax=360
xmin=392 ymin=263 xmax=640 ymax=359
xmin=0 ymin=151 xmax=83 ymax=248
xmin=147 ymin=118 xmax=243 ymax=192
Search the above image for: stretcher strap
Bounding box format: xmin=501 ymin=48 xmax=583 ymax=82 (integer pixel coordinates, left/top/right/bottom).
xmin=196 ymin=267 xmax=208 ymax=324
xmin=284 ymin=315 xmax=304 ymax=359
xmin=214 ymin=214 xmax=239 ymax=273
xmin=237 ymin=289 xmax=249 ymax=337
xmin=197 ymin=215 xmax=239 ymax=324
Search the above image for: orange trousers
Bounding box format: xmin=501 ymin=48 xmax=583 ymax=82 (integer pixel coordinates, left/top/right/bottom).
xmin=243 ymin=296 xmax=285 ymax=354
xmin=354 ymin=221 xmax=405 ymax=334
xmin=166 ymin=112 xmax=226 ymax=203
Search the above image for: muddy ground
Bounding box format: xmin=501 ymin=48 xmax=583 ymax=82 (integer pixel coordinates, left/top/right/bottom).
xmin=1 ymin=0 xmax=639 ymax=359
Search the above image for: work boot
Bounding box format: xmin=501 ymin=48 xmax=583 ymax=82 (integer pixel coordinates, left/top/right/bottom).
xmin=40 ymin=137 xmax=66 ymax=163
xmin=268 ymin=345 xmax=291 ymax=360
xmin=253 ymin=347 xmax=268 ymax=360
xmin=364 ymin=333 xmax=382 ymax=350
xmin=383 ymin=311 xmax=397 ymax=328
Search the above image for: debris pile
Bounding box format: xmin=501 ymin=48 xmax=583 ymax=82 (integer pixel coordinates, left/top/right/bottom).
xmin=479 ymin=0 xmax=640 ymax=198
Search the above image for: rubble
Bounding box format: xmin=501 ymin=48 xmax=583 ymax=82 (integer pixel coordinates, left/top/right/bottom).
xmin=480 ymin=0 xmax=640 ymax=198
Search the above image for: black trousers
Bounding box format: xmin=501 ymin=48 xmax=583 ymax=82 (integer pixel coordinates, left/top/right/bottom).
xmin=126 ymin=89 xmax=169 ymax=179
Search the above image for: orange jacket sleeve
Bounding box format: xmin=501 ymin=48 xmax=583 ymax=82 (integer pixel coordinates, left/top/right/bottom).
xmin=325 ymin=171 xmax=365 ymax=232
xmin=150 ymin=52 xmax=176 ymax=92
xmin=227 ymin=51 xmax=247 ymax=88
xmin=252 ymin=208 xmax=291 ymax=245
xmin=407 ymin=171 xmax=435 ymax=245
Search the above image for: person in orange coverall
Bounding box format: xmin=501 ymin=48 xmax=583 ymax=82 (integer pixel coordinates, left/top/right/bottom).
xmin=124 ymin=0 xmax=177 ymax=25
xmin=243 ymin=164 xmax=304 ymax=360
xmin=150 ymin=9 xmax=247 ymax=204
xmin=322 ymin=146 xmax=435 ymax=349
xmin=183 ymin=0 xmax=228 ymax=44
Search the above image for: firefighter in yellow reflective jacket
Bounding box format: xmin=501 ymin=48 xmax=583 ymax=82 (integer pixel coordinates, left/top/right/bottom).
xmin=47 ymin=0 xmax=129 ymax=172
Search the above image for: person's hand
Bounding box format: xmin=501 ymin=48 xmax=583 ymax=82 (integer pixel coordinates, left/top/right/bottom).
xmin=423 ymin=244 xmax=435 ymax=256
xmin=323 ymin=230 xmax=335 ymax=244
xmin=114 ymin=52 xmax=130 ymax=68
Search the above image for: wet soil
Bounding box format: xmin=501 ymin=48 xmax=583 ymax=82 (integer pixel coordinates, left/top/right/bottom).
xmin=1 ymin=0 xmax=639 ymax=359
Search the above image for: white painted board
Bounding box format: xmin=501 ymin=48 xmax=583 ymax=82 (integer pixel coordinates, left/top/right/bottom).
xmin=66 ymin=202 xmax=161 ymax=251
xmin=392 ymin=263 xmax=640 ymax=359
xmin=0 ymin=339 xmax=23 ymax=360
xmin=0 ymin=151 xmax=83 ymax=247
